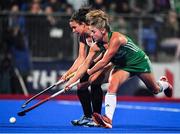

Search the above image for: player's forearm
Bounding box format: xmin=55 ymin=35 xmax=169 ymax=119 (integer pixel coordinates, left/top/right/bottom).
xmin=93 ymin=53 xmax=103 ymax=63
xmin=75 ymin=64 xmax=89 ymax=81
xmin=88 ymin=60 xmax=108 ymax=75
xmin=66 ymin=57 xmax=85 ymax=74
xmin=66 ymin=49 xmax=96 ymax=87
xmin=66 ymin=63 xmax=90 ymax=86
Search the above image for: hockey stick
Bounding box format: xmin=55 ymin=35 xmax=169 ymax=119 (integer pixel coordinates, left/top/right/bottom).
xmin=18 ymin=80 xmax=79 ymax=116
xmin=21 ymin=72 xmax=75 ymax=108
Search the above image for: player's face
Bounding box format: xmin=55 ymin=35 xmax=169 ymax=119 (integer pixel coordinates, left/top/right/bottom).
xmin=89 ymin=26 xmax=103 ymax=42
xmin=69 ymin=21 xmax=85 ymax=35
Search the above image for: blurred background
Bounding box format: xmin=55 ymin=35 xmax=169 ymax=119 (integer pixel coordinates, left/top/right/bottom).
xmin=0 ymin=0 xmax=180 ymax=98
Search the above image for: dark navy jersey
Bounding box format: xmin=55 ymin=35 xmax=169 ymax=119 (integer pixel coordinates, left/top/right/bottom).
xmin=79 ymin=33 xmax=104 ymax=54
xmin=79 ymin=33 xmax=90 ymax=54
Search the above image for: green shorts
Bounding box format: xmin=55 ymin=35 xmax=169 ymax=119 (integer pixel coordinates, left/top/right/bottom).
xmin=113 ymin=55 xmax=152 ymax=73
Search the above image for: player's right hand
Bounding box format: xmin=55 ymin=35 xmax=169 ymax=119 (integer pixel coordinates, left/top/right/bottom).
xmin=64 ymin=83 xmax=72 ymax=91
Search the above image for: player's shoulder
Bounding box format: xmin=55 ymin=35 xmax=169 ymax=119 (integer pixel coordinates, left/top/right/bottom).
xmin=110 ymin=32 xmax=127 ymax=44
xmin=111 ymin=32 xmax=126 ymax=38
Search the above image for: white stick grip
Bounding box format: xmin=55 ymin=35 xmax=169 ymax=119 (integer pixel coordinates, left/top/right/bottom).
xmin=51 ymin=80 xmax=80 ymax=98
xmin=55 ymin=79 xmax=64 ymax=86
xmin=69 ymin=80 xmax=80 ymax=88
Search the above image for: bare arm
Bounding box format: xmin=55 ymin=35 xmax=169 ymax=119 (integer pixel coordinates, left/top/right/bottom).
xmin=88 ymin=33 xmax=126 ymax=75
xmin=65 ymin=46 xmax=98 ymax=89
xmin=61 ymin=42 xmax=86 ymax=79
xmin=93 ymin=52 xmax=103 ymax=63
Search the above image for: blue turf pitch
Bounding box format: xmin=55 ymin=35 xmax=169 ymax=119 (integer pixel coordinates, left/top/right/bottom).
xmin=0 ymin=99 xmax=180 ymax=133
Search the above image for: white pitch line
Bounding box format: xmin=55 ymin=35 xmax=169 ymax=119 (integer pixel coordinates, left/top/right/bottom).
xmin=116 ymin=104 xmax=180 ymax=112
xmin=58 ymin=101 xmax=180 ymax=113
